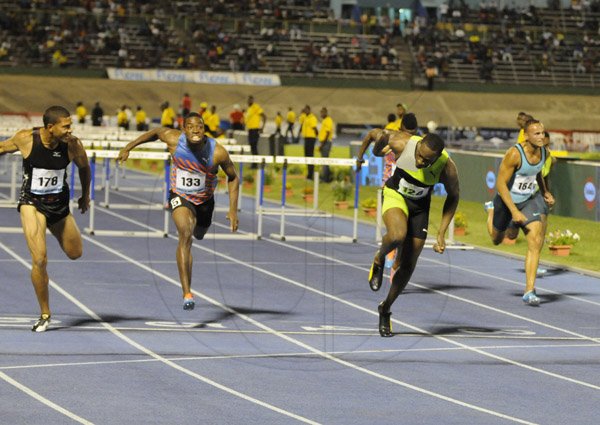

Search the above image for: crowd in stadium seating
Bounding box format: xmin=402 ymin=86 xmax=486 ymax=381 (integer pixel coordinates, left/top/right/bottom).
xmin=409 ymin=0 xmax=600 ymax=84
xmin=1 ymin=0 xmax=599 ymax=85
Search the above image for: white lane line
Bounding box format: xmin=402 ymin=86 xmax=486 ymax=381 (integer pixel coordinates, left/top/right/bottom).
xmin=0 ymin=324 xmax=595 ymax=340
xmin=258 ymin=204 xmax=600 ymax=308
xmin=100 ymin=207 xmax=600 ymax=393
xmin=417 ymin=254 xmax=600 ymax=308
xmin=255 ymin=224 xmax=600 ymax=344
xmin=82 ymin=220 xmax=535 ymax=424
xmin=3 ymin=343 xmax=599 ymax=372
xmin=0 ymin=241 xmax=318 ymax=425
xmin=0 ymin=370 xmax=94 ymax=424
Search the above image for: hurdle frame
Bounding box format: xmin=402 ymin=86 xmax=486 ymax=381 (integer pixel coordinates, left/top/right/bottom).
xmin=268 ymin=156 xmax=367 ymax=243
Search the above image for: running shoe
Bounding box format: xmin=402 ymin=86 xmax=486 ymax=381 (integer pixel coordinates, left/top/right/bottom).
xmin=183 ymin=293 xmax=195 ymax=310
xmin=522 ymin=290 xmax=540 ymax=306
xmin=368 ymin=259 xmax=384 ymax=291
xmin=484 ymin=201 xmax=494 ymax=212
xmin=193 ymin=226 xmax=205 ymax=240
xmin=378 ymin=303 xmax=393 ymax=337
xmin=31 ymin=314 xmax=51 ymax=332
xmin=537 ymin=267 xmax=547 ymax=277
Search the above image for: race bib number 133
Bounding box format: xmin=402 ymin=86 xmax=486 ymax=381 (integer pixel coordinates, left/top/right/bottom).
xmin=176 ymin=169 xmax=206 ymax=193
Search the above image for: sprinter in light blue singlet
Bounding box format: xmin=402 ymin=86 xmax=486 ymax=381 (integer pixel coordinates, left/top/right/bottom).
xmin=485 ymin=119 xmax=555 ymax=307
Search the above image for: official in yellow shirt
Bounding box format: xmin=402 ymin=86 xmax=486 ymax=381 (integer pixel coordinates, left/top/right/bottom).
xmin=275 ymin=112 xmax=283 ymax=135
xmin=245 ymin=95 xmax=266 ymax=161
xmin=392 ymin=103 xmax=406 ymax=130
xmin=285 ymin=107 xmax=296 ymax=143
xmin=161 ymin=102 xmax=176 ymax=128
xmin=206 ymin=105 xmax=221 ymax=137
xmin=117 ymin=106 xmax=129 ymax=130
xmin=318 ymin=107 xmax=334 ymax=182
xmin=135 ymin=106 xmax=147 ymax=131
xmin=75 ymin=102 xmax=87 ymax=124
xmin=301 ymin=105 xmax=319 ymax=178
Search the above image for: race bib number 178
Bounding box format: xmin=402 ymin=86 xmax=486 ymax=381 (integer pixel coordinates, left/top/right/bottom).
xmin=30 ymin=168 xmax=65 ymax=195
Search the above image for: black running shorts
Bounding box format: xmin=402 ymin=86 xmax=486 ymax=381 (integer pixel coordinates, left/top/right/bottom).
xmin=168 ymin=192 xmax=215 ymax=228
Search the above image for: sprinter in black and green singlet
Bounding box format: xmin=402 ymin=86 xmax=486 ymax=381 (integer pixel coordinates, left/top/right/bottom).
xmin=0 ymin=106 xmax=91 ymax=332
xmin=357 ymin=129 xmax=459 ymax=337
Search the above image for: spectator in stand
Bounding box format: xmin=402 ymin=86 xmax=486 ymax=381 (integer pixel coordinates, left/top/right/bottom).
xmin=75 ymin=102 xmax=87 ymax=124
xmin=229 ymin=104 xmax=244 ymax=131
xmin=91 ymin=102 xmax=103 ymax=127
xmin=135 ymin=105 xmax=147 ymax=131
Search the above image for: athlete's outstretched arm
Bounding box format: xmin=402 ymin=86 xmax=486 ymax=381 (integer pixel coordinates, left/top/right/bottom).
xmin=116 ymin=127 xmax=179 ymax=163
xmin=68 ymin=137 xmax=91 ymax=213
xmin=356 ymin=129 xmax=383 ymax=170
xmin=0 ymin=130 xmax=28 ymax=155
xmin=216 ymin=145 xmax=239 ymax=232
xmin=434 ymin=158 xmax=460 ymax=254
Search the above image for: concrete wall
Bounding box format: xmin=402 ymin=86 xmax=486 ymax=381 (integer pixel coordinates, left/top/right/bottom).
xmin=1 ymin=75 xmax=600 ymax=131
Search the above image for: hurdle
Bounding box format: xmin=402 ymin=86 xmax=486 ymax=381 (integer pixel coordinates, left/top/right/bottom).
xmin=268 ymin=157 xmax=367 ymax=243
xmin=0 ymin=154 xmax=19 ymax=208
xmin=84 ymin=150 xmax=273 ymax=240
xmin=84 ymin=141 xmax=251 ymax=202
xmin=84 ymin=150 xmax=171 ymax=238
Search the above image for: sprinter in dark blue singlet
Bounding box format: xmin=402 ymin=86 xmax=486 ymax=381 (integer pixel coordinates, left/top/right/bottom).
xmin=0 ymin=106 xmax=91 ymax=332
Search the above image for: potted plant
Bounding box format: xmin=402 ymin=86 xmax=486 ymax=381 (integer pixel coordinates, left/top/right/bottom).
xmin=285 ymin=182 xmax=293 ymax=197
xmin=242 ymin=173 xmax=254 ymax=189
xmin=288 ymin=164 xmax=304 ymax=178
xmin=546 ymin=229 xmax=580 ymax=256
xmin=263 ymin=169 xmax=274 ymax=192
xmin=361 ymin=198 xmax=377 ymax=217
xmin=302 ymin=186 xmax=314 ymax=202
xmin=332 ymin=178 xmax=352 ymax=209
xmin=453 ymin=211 xmax=467 ymax=236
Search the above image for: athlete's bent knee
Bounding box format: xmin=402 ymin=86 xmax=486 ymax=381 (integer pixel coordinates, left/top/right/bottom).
xmin=66 ymin=248 xmax=82 ymax=260
xmin=32 ymin=256 xmax=48 ymax=270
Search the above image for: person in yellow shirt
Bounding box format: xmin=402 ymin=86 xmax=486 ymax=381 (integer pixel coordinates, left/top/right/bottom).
xmin=206 ymin=105 xmax=221 ymax=137
xmin=160 ymin=101 xmax=176 ymax=128
xmin=117 ymin=105 xmax=129 ymax=130
xmin=285 ymin=107 xmax=296 ymax=144
xmin=274 ymin=112 xmax=283 ymax=136
xmin=301 ymin=105 xmax=318 ymax=179
xmin=135 ymin=105 xmax=147 ymax=131
xmin=392 ymin=103 xmax=407 ymax=130
xmin=295 ymin=108 xmax=306 ymax=144
xmin=245 ymin=95 xmax=266 ymax=162
xmin=199 ymin=102 xmax=211 ymax=123
xmin=318 ymin=107 xmax=334 ymax=182
xmin=516 ymin=112 xmax=533 ymax=143
xmin=75 ymin=102 xmax=87 ymax=124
